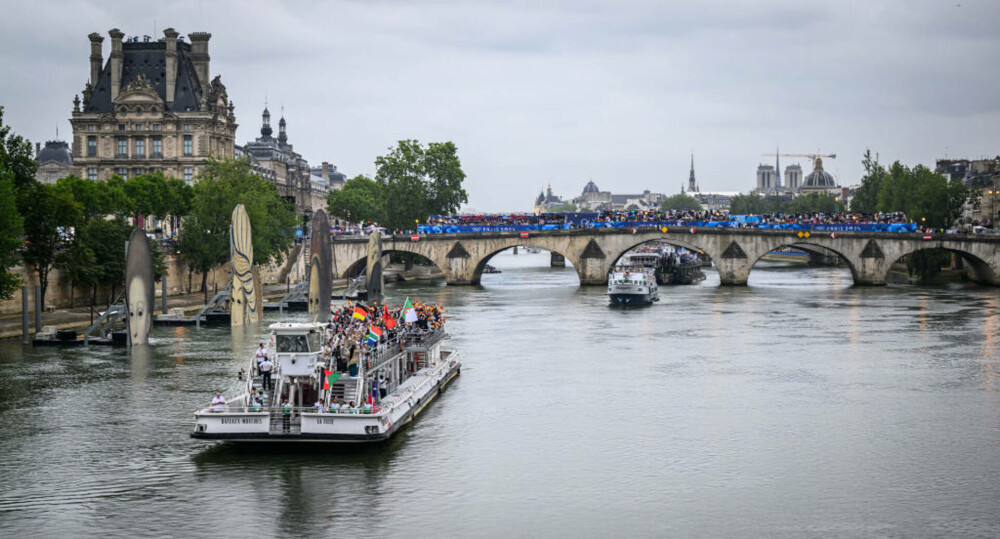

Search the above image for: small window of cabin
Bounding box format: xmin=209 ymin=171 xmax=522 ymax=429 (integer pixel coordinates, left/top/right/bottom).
xmin=276 ymin=334 xmax=310 ymax=353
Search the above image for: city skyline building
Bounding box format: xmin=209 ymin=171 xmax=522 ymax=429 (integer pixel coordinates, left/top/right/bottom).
xmin=69 ymin=28 xmax=237 ymax=184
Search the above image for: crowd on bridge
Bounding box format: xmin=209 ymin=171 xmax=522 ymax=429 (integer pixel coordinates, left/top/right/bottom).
xmin=326 ymin=210 xmax=994 ymax=238
xmin=414 ymin=209 xmax=928 ymax=234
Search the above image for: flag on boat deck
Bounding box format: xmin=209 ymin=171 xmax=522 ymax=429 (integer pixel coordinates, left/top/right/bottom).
xmin=402 ymin=298 xmax=418 ymax=324
xmin=352 ymin=305 xmax=368 ymax=320
xmin=323 ymin=369 xmax=341 ymax=390
xmin=384 ymin=303 xmax=397 ymax=330
xmin=366 ymin=324 xmax=383 ymax=345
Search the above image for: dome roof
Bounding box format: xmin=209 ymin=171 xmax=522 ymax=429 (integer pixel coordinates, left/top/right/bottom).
xmin=582 ymin=180 xmax=599 ymax=194
xmin=36 ymin=141 xmax=72 ymax=165
xmin=802 ymin=157 xmax=836 ymax=188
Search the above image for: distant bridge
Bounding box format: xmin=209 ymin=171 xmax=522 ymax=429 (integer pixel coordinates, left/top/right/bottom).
xmin=331 ymin=227 xmax=1000 ymax=287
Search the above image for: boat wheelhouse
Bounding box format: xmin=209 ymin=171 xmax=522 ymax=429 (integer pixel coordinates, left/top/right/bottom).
xmin=191 ymin=321 xmax=460 ymax=442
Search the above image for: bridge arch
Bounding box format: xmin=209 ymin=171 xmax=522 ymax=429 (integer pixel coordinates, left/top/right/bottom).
xmin=338 ymin=247 xmax=450 ymax=282
xmin=888 ymin=244 xmax=999 ymax=284
xmin=470 ymin=243 xmax=584 ymax=285
xmin=747 ymin=241 xmax=860 ymax=284
xmin=607 ymin=236 xmax=715 ymax=269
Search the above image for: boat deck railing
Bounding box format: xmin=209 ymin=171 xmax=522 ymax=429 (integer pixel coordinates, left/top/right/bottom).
xmin=400 ymin=328 xmax=446 ymax=350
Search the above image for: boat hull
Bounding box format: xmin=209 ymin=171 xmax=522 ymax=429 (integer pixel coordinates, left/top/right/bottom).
xmin=608 ymin=293 xmax=656 ymax=305
xmin=191 ymin=361 xmax=461 ymax=443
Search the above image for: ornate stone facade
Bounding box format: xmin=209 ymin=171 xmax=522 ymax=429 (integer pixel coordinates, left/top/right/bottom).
xmin=242 ymin=107 xmax=313 ymax=216
xmin=69 ymin=29 xmax=237 ymax=183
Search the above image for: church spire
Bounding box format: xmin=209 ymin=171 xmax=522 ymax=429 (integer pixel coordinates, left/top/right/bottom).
xmin=688 ymin=152 xmax=698 ymax=192
xmin=260 ymin=105 xmax=272 ymax=138
xmin=278 ymin=106 xmax=287 ymax=146
xmin=775 ymin=145 xmax=780 ymax=192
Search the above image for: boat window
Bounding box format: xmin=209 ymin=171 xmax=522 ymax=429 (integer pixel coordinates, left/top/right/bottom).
xmin=308 ymin=332 xmax=321 ymax=352
xmin=276 ymin=334 xmax=310 ymax=353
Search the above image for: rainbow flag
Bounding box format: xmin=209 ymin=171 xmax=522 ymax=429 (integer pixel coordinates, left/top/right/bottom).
xmin=352 ymin=305 xmax=368 ymax=320
xmin=366 ymin=324 xmax=383 ymax=345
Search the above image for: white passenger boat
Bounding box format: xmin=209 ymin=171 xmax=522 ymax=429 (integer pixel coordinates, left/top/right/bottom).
xmin=191 ymin=322 xmax=461 ymax=442
xmin=607 ymin=253 xmax=659 ymax=305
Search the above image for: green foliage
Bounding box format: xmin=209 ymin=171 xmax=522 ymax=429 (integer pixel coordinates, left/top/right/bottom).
xmin=0 ymin=106 xmax=38 ymax=192
xmin=178 ymin=214 xmax=228 ymax=278
xmin=20 ymin=183 xmax=82 ymax=304
xmin=0 ymin=106 xmax=31 ymax=299
xmin=857 ymin=150 xmax=974 ymax=280
xmin=728 ymin=192 xmax=773 ymax=214
xmin=544 ymin=202 xmax=578 ymax=213
xmin=784 ymin=193 xmax=840 ymax=214
xmin=180 ymin=157 xmax=297 ymax=283
xmin=326 ymin=175 xmax=386 ymax=224
xmin=85 ymin=217 xmax=132 ymax=302
xmin=851 ymin=149 xmax=884 ymax=213
xmin=0 ymin=172 xmax=23 ymax=299
xmin=56 ymin=228 xmax=96 ymax=306
xmin=906 ymin=249 xmax=952 ymax=282
xmin=376 ymin=140 xmax=468 ymax=230
xmin=123 ymin=173 xmax=168 ymax=220
xmin=877 ymin=161 xmax=968 ymax=229
xmin=326 ymin=140 xmax=468 ymax=231
xmin=661 ymin=193 xmax=702 ymax=211
xmin=149 ymin=240 xmax=167 ymax=282
xmin=55 ymin=175 xmax=103 ymax=219
xmin=101 ymin=175 xmax=132 ymax=217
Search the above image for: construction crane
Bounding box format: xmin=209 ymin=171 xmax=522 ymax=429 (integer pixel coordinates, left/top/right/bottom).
xmin=761 ymin=152 xmax=836 ymax=160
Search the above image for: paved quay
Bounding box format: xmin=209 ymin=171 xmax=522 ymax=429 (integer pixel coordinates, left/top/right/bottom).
xmin=0 ymin=283 xmax=297 ymax=341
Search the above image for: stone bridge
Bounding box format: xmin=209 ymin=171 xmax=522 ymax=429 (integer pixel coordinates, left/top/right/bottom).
xmin=330 ymin=228 xmax=1000 ymax=287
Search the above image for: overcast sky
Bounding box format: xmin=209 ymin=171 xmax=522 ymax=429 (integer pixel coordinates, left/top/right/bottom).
xmin=2 ymin=0 xmax=998 ymax=211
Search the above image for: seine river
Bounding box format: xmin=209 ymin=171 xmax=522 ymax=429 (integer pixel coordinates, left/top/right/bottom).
xmin=1 ymin=251 xmax=999 ymax=538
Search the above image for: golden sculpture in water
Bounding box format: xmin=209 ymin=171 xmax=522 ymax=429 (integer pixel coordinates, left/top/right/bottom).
xmin=230 ymin=203 xmax=259 ymax=325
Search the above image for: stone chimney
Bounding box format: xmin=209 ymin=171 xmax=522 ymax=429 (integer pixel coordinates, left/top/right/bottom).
xmin=187 ymin=32 xmax=212 ymax=88
xmin=35 ymin=142 xmax=41 ymax=155
xmin=88 ymin=32 xmax=104 ymax=87
xmin=108 ymin=28 xmax=124 ymax=101
xmin=163 ymin=28 xmax=179 ymax=104
xmin=321 ymin=162 xmax=330 ymax=181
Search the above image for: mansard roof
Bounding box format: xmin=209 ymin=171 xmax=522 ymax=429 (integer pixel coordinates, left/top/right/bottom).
xmin=84 ymin=41 xmax=204 ymax=113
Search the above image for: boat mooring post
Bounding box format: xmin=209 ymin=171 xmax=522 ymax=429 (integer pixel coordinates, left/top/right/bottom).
xmin=21 ymin=285 xmax=29 ymax=344
xmin=161 ymin=276 xmax=167 ymax=315
xmin=34 ymin=285 xmax=42 ymax=333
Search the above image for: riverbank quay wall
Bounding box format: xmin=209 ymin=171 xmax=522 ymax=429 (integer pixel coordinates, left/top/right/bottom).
xmin=0 ymin=245 xmax=309 ymax=315
xmin=331 ymin=228 xmax=1000 ymax=287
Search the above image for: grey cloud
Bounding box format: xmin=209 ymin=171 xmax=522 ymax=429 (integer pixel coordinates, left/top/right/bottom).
xmin=1 ymin=0 xmax=998 ymax=211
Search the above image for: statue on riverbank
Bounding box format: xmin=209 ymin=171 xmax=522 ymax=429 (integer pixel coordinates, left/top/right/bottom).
xmin=308 ymin=210 xmax=332 ymax=321
xmin=365 ymin=229 xmax=384 ymax=301
xmin=231 ymin=203 xmax=259 ymax=326
xmin=125 ymin=228 xmax=154 ymax=346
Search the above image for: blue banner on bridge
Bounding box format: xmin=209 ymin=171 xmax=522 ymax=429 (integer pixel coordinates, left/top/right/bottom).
xmin=417 ymin=221 xmax=918 ymax=234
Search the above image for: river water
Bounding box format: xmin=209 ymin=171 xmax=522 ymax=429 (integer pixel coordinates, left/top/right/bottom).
xmin=1 ymin=251 xmax=998 ymax=538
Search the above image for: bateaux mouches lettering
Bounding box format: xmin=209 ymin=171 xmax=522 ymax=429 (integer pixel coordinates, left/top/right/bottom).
xmin=220 ymin=417 xmax=264 ymax=424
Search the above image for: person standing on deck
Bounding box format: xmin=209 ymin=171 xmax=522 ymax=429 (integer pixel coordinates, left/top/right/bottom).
xmin=281 ymin=399 xmax=292 ymax=432
xmin=259 ymin=357 xmax=273 ymax=391
xmin=211 ymin=392 xmax=226 ymax=412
